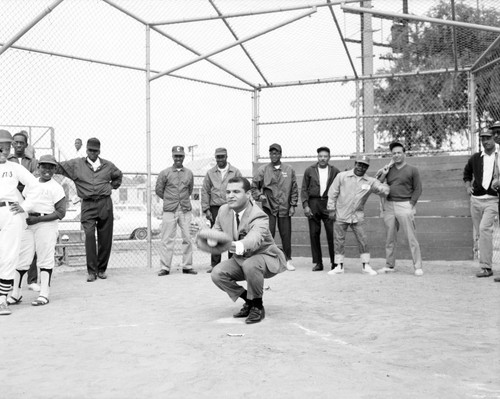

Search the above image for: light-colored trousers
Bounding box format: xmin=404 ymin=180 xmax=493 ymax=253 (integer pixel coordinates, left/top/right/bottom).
xmin=333 ymin=220 xmax=370 ymax=264
xmin=18 ymin=220 xmax=58 ymax=270
xmin=470 ymin=196 xmax=498 ymax=269
xmin=383 ymin=201 xmax=422 ymax=269
xmin=211 ymin=255 xmax=277 ymax=301
xmin=160 ymin=209 xmax=193 ymax=270
xmin=0 ymin=207 xmax=25 ymax=280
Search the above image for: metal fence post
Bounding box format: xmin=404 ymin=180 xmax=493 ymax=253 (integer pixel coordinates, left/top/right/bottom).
xmin=252 ymin=88 xmax=260 ymax=163
xmin=469 ymin=71 xmax=476 ymax=154
xmin=145 ymin=24 xmax=152 ymax=269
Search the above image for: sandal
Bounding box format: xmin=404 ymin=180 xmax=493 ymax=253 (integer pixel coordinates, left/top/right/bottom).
xmin=31 ymin=296 xmax=49 ymax=306
xmin=7 ymin=296 xmax=22 ymax=305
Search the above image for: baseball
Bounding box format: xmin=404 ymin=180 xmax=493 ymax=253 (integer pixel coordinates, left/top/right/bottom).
xmin=207 ymin=238 xmax=218 ymax=247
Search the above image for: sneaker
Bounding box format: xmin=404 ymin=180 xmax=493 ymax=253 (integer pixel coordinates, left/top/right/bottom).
xmin=0 ymin=302 xmax=12 ymax=316
xmin=377 ymin=266 xmax=395 ymax=274
xmin=28 ymin=283 xmax=41 ymax=292
xmin=286 ymin=261 xmax=295 ymax=271
xmin=414 ymin=268 xmax=424 ymax=276
xmin=362 ymin=264 xmax=377 ymax=276
xmin=328 ymin=265 xmax=344 ymax=275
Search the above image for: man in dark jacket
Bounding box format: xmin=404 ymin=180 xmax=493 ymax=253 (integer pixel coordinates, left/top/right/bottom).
xmin=464 ymin=130 xmax=499 ymax=279
xmin=301 ymin=147 xmax=340 ymax=271
xmin=56 ymin=138 xmax=122 ymax=282
xmin=251 ymin=143 xmax=298 ymax=271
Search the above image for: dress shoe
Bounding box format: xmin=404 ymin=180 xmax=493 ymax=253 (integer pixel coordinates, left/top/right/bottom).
xmin=206 ymin=267 xmax=213 ymax=273
xmin=87 ymin=274 xmax=97 ymax=282
xmin=97 ymin=272 xmax=107 ymax=279
xmin=233 ymin=303 xmax=251 ymax=318
xmin=494 ymin=276 xmax=500 ymax=282
xmin=476 ymin=268 xmax=493 ymax=278
xmin=157 ymin=269 xmax=170 ymax=276
xmin=182 ymin=268 xmax=198 ymax=275
xmin=245 ymin=306 xmax=265 ymax=324
xmin=312 ymin=263 xmax=323 ymax=271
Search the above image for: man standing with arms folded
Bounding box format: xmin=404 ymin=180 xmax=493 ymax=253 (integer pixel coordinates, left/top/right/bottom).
xmin=463 ymin=130 xmax=499 ymax=279
xmin=201 ymin=147 xmax=242 ymax=273
xmin=376 ymin=141 xmax=423 ymax=276
xmin=251 ymin=143 xmax=298 ymax=271
xmin=301 ymin=146 xmax=339 ymax=271
xmin=55 ymin=138 xmax=122 ymax=282
xmin=8 ymin=130 xmax=40 ymax=291
xmin=156 ymin=146 xmax=197 ymax=276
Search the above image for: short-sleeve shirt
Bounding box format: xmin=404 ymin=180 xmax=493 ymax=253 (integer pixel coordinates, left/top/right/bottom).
xmin=22 ymin=179 xmax=66 ymax=214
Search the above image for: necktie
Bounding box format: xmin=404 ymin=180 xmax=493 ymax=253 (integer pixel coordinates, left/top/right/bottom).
xmin=235 ymin=213 xmax=240 ymax=229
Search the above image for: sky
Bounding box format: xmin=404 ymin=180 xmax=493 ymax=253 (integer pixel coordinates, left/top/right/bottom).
xmin=0 ymin=0 xmax=489 ymax=173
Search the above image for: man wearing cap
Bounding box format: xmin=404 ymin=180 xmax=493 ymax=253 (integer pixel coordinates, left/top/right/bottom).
xmin=201 ymin=147 xmax=242 ymax=273
xmin=156 ymin=146 xmax=197 ymax=276
xmin=55 ymin=138 xmax=123 ymax=282
xmin=251 ymin=143 xmax=298 ymax=271
xmin=8 ymin=155 xmax=66 ymax=306
xmin=489 ymin=121 xmax=500 ymax=283
xmin=8 ymin=130 xmax=40 ymax=291
xmin=464 ymin=130 xmax=499 ymax=279
xmin=376 ymin=142 xmax=423 ymax=276
xmin=0 ymin=129 xmax=38 ymax=315
xmin=301 ymin=147 xmax=340 ymax=271
xmin=327 ymin=155 xmax=389 ymax=276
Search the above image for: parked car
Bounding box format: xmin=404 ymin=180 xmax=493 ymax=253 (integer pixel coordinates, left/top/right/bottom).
xmin=58 ymin=203 xmax=162 ymax=240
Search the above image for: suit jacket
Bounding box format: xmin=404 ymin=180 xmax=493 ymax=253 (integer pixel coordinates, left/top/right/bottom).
xmin=213 ymin=201 xmax=287 ymax=274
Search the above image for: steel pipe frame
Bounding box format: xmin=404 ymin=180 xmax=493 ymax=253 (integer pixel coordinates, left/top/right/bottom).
xmin=151 ymin=8 xmax=317 ymax=82
xmin=471 ymin=33 xmax=500 ymax=72
xmin=471 ymin=57 xmax=500 ymax=75
xmin=0 ymin=0 xmax=65 ymax=57
xmin=259 ymin=67 xmax=470 ymax=88
xmin=341 ymin=4 xmax=500 ymax=33
xmin=102 ymin=0 xmax=255 ymax=88
xmin=150 ymin=0 xmax=360 ymax=26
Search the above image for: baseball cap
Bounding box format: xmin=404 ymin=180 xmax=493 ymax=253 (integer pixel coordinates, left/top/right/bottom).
xmin=489 ymin=121 xmax=500 ymax=130
xmin=215 ymin=147 xmax=227 ymax=156
xmin=87 ymin=138 xmax=101 ymax=150
xmin=172 ymin=146 xmax=185 ymax=155
xmin=479 ymin=130 xmax=493 ymax=137
xmin=0 ymin=129 xmax=13 ymax=143
xmin=317 ymin=146 xmax=330 ymax=154
xmin=269 ymin=143 xmax=282 ymax=152
xmin=13 ymin=130 xmax=29 ymax=142
xmin=389 ymin=141 xmax=405 ymax=151
xmin=38 ymin=154 xmax=57 ymax=165
xmin=355 ymin=155 xmax=370 ymax=166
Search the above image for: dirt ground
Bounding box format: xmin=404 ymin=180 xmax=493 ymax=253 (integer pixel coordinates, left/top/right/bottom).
xmin=1 ymin=256 xmax=499 ymax=399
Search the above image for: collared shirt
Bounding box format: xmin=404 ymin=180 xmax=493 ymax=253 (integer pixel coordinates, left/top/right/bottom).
xmin=155 ymin=165 xmax=194 ymax=212
xmin=318 ymin=166 xmax=328 ymax=196
xmin=464 ymin=151 xmax=500 ymax=198
xmin=8 ymin=153 xmax=39 ymax=193
xmin=86 ymin=157 xmax=102 ymax=172
xmin=481 ymin=151 xmax=496 ymax=190
xmin=0 ymin=161 xmax=38 ymax=205
xmin=233 ymin=207 xmax=247 ymax=255
xmin=327 ymin=169 xmax=389 ymax=223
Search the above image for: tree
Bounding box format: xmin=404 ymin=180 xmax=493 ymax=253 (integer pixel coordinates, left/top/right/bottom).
xmin=373 ymin=0 xmax=500 ymax=151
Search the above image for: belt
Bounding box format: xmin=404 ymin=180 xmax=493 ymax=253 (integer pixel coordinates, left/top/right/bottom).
xmin=309 ymin=197 xmax=328 ymax=200
xmin=0 ymin=201 xmax=14 ymax=207
xmin=29 ymin=212 xmax=49 ymax=217
xmin=83 ymin=196 xmax=109 ymax=202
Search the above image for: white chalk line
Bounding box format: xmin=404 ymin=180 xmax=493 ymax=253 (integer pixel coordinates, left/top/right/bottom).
xmin=292 ymin=323 xmax=368 ymax=353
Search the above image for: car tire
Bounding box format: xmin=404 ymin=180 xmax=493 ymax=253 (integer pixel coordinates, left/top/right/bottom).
xmin=133 ymin=228 xmax=148 ymax=240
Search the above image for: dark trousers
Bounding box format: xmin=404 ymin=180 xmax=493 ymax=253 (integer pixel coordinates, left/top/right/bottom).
xmin=308 ymin=198 xmax=335 ymax=265
xmin=81 ymin=196 xmax=114 ymax=276
xmin=209 ymin=205 xmax=232 ymax=266
xmin=263 ymin=208 xmax=292 ymax=260
xmin=27 ymin=254 xmax=38 ymax=284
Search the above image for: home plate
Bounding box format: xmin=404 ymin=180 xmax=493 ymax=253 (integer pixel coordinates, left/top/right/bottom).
xmin=215 ymin=317 xmax=245 ymax=324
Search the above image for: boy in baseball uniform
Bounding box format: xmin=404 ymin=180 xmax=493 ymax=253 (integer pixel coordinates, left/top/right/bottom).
xmin=0 ymin=130 xmax=38 ymax=316
xmin=8 ymin=154 xmax=66 ymax=306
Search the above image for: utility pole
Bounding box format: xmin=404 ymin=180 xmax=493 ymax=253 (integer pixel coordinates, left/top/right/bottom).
xmin=188 ymin=145 xmax=198 ymax=161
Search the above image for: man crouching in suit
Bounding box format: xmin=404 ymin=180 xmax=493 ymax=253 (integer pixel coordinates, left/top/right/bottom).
xmin=207 ymin=176 xmax=287 ymax=324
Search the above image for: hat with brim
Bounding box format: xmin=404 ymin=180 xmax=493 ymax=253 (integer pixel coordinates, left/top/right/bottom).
xmin=490 ymin=121 xmax=500 ymax=130
xmin=355 ymin=155 xmax=370 ymax=166
xmin=0 ymin=129 xmax=13 ymax=143
xmin=87 ymin=138 xmax=101 ymax=150
xmin=172 ymin=146 xmax=185 ymax=155
xmin=38 ymin=154 xmax=57 ymax=165
xmin=197 ymin=229 xmax=233 ymax=255
xmin=215 ymin=147 xmax=227 ymax=156
xmin=480 ymin=130 xmax=493 ymax=137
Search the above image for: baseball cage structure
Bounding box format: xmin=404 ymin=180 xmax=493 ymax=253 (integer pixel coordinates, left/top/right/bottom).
xmin=1 ymin=0 xmax=499 ymax=268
